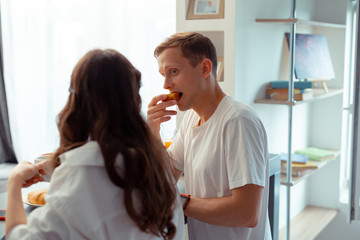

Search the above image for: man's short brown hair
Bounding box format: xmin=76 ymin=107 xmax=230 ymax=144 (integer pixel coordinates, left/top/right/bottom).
xmin=154 ymin=32 xmax=218 ymax=76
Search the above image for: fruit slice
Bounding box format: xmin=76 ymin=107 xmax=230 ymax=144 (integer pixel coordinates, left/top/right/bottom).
xmin=167 ymin=92 xmax=180 ymax=101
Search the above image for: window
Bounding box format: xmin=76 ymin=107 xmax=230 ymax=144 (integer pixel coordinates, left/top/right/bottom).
xmin=1 ymin=0 xmax=175 ymax=160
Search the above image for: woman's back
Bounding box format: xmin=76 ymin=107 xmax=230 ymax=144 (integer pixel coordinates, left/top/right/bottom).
xmin=6 ymin=49 xmax=184 ymax=240
xmin=8 ymin=142 xmax=184 ymax=240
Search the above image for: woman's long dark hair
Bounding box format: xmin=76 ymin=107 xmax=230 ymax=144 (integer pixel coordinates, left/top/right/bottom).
xmin=52 ymin=49 xmax=177 ymax=239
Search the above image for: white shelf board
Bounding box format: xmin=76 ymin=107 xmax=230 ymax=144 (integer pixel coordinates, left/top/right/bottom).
xmin=254 ymin=88 xmax=343 ymax=106
xmin=256 ymin=18 xmax=346 ymax=29
xmin=182 ymin=19 xmax=226 ymax=32
xmin=297 ymin=19 xmax=346 ymax=29
xmin=279 ymin=205 xmax=338 ymax=240
xmin=281 ymin=155 xmax=339 ymax=186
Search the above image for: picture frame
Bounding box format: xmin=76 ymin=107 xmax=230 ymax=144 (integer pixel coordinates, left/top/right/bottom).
xmin=284 ymin=33 xmax=335 ymax=81
xmin=216 ymin=56 xmax=224 ymax=82
xmin=187 ymin=0 xmax=225 ymax=20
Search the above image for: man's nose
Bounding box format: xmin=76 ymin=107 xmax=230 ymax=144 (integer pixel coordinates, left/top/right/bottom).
xmin=163 ymin=76 xmax=172 ymax=90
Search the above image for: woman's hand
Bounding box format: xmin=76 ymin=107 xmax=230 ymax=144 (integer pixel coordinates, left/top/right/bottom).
xmin=6 ymin=161 xmax=48 ymax=235
xmin=9 ymin=161 xmax=47 ymax=188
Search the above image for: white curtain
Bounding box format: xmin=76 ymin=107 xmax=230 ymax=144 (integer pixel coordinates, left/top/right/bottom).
xmin=1 ymin=0 xmax=175 ymax=161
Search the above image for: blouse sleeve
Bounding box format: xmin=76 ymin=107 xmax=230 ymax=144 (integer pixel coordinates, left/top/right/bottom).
xmin=7 ymin=164 xmax=86 ymax=240
xmin=7 ymin=204 xmax=72 ymax=240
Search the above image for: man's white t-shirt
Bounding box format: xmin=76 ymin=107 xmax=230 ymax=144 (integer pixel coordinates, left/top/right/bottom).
xmin=170 ymin=96 xmax=271 ymax=240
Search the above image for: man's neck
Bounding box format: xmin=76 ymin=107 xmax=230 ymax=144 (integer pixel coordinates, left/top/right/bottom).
xmin=194 ymin=84 xmax=226 ymax=126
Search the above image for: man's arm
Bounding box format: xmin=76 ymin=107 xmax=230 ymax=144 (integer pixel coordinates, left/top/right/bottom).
xmin=184 ymin=184 xmax=263 ymax=228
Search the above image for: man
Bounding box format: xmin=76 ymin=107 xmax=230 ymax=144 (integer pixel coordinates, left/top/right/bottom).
xmin=147 ymin=32 xmax=271 ymax=240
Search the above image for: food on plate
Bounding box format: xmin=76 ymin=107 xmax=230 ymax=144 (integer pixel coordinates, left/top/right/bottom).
xmin=166 ymin=92 xmax=180 ymax=101
xmin=28 ymin=188 xmax=47 ymax=205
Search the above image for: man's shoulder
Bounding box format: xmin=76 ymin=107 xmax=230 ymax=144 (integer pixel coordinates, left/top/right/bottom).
xmin=221 ymin=96 xmax=259 ymax=121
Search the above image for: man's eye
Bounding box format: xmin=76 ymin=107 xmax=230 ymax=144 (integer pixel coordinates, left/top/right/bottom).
xmin=171 ymin=69 xmax=178 ymax=75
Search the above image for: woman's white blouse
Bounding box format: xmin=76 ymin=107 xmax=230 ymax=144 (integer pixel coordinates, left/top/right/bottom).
xmin=8 ymin=141 xmax=184 ymax=240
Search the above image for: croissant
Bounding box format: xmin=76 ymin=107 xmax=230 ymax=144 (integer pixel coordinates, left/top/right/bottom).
xmin=28 ymin=188 xmax=47 ymax=205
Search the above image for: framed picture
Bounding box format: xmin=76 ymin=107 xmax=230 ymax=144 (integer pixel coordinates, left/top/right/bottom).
xmin=187 ymin=0 xmax=225 ymax=20
xmin=216 ymin=56 xmax=224 ymax=82
xmin=284 ymin=33 xmax=335 ymax=80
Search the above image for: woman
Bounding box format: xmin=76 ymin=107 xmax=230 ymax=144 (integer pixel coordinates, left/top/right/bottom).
xmin=6 ymin=49 xmax=184 ymax=239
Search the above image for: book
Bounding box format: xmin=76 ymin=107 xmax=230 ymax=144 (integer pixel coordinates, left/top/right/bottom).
xmin=295 ymin=147 xmax=337 ymax=161
xmin=281 ymin=168 xmax=317 ymax=177
xmin=281 ymin=162 xmax=318 ymax=176
xmin=270 ymin=81 xmax=313 ymax=90
xmin=280 ymin=152 xmax=308 ymax=164
xmin=266 ymin=88 xmax=304 ymax=95
xmin=292 ymin=169 xmax=316 ymax=177
xmin=282 ymin=162 xmax=318 ymax=171
xmin=269 ymin=91 xmax=313 ymax=101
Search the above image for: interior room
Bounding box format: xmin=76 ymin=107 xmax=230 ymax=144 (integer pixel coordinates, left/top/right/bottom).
xmin=1 ymin=0 xmax=360 ymax=239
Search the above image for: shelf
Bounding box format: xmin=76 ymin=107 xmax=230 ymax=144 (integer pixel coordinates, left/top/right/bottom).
xmin=182 ymin=19 xmax=226 ymax=32
xmin=254 ymin=88 xmax=343 ymax=106
xmin=256 ymin=18 xmax=346 ymax=29
xmin=279 ymin=205 xmax=338 ymax=240
xmin=297 ymin=19 xmax=346 ymax=29
xmin=281 ymin=153 xmax=339 ymax=186
xmin=256 ymin=18 xmax=298 ymax=23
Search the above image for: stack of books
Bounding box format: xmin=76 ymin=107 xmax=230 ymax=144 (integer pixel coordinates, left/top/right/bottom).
xmin=280 ymin=152 xmax=318 ymax=177
xmin=267 ymin=81 xmax=313 ymax=101
xmin=295 ymin=147 xmax=338 ymax=161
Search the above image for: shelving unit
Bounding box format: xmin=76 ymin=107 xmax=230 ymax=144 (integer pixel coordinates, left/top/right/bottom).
xmin=254 ymin=1 xmax=346 ymax=240
xmin=176 ymin=1 xmax=348 ymax=239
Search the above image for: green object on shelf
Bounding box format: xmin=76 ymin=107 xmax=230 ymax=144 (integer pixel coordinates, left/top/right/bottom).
xmin=295 ymin=147 xmax=336 ymax=161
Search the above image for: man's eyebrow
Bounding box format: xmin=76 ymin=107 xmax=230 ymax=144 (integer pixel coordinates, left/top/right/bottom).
xmin=159 ymin=65 xmax=175 ymax=73
xmin=164 ymin=65 xmax=176 ymax=69
xmin=164 ymin=63 xmax=184 ymax=70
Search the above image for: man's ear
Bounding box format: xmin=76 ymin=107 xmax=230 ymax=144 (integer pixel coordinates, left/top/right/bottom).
xmin=201 ymin=59 xmax=212 ymax=78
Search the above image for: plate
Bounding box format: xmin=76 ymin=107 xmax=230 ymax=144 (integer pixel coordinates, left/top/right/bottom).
xmin=22 ymin=194 xmax=45 ymax=207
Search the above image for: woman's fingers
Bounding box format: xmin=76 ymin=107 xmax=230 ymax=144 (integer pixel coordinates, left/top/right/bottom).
xmin=22 ymin=174 xmax=45 ymax=188
xmin=12 ymin=161 xmax=48 ymax=185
